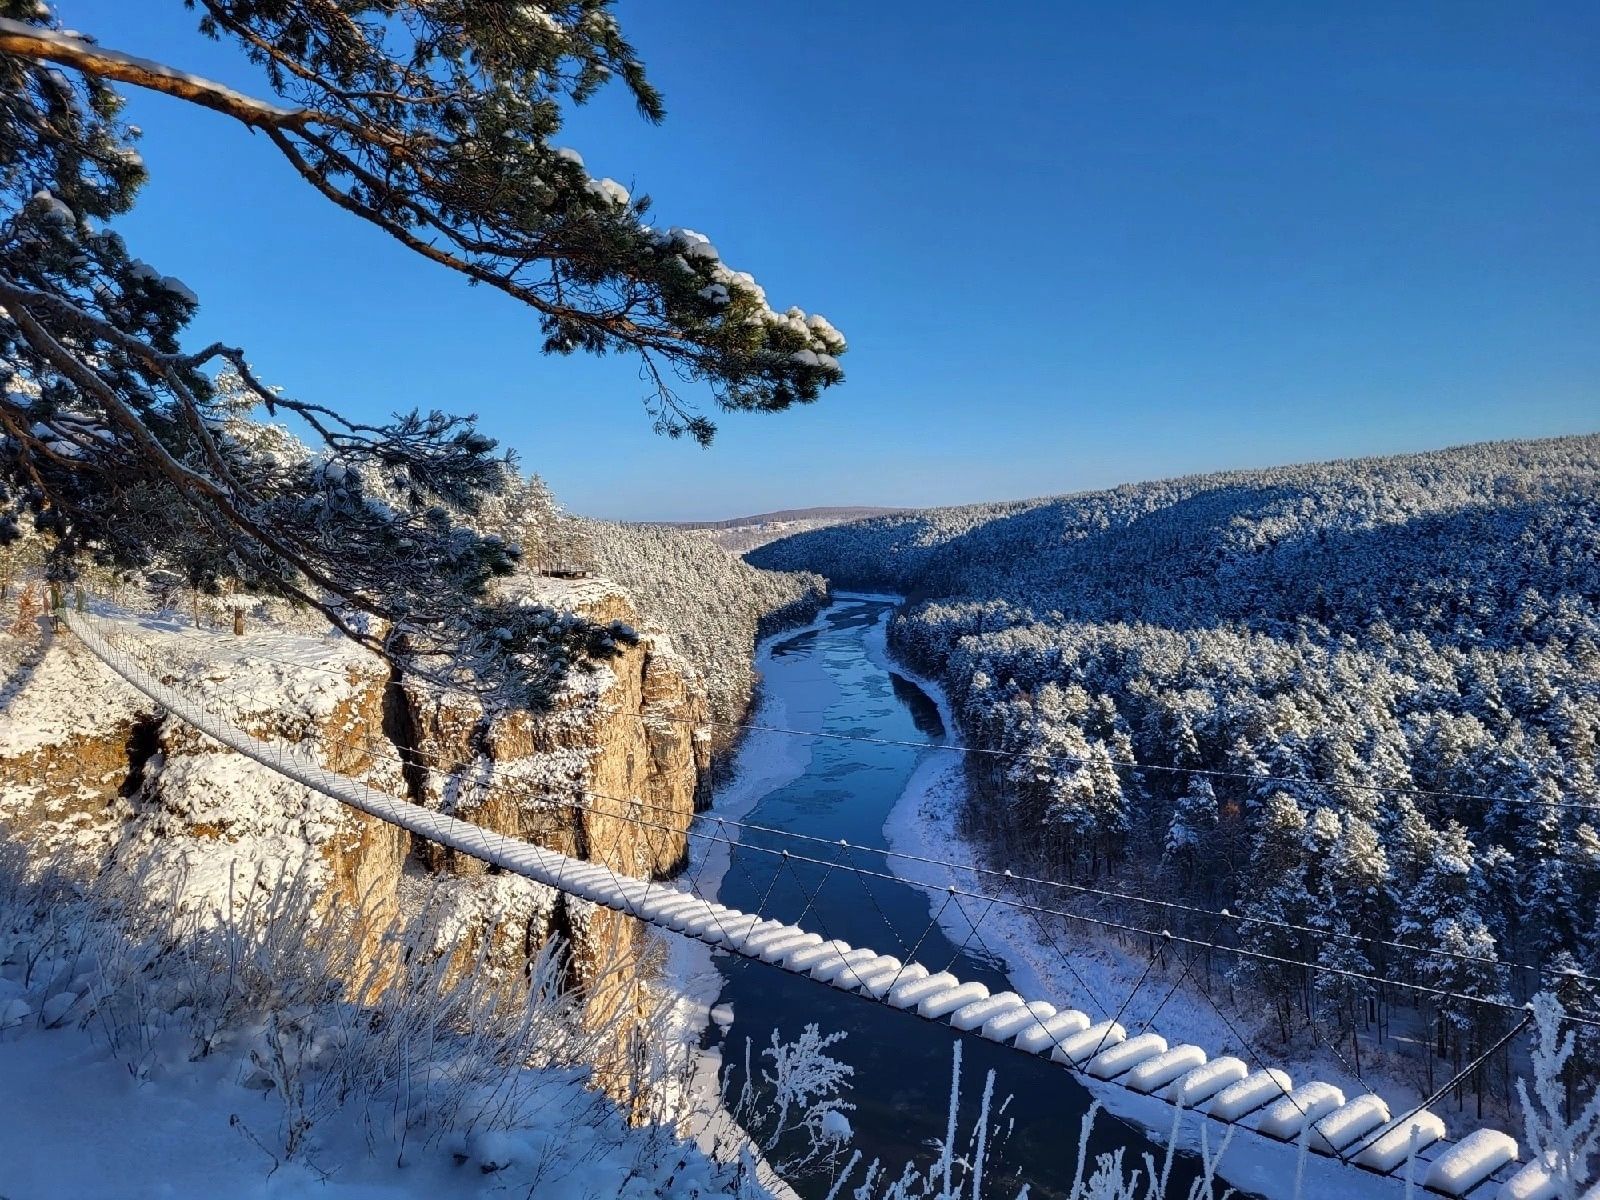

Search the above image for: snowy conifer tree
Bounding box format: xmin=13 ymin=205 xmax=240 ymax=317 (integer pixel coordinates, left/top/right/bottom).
xmin=1232 ymin=792 xmax=1317 ymax=1040
xmin=0 ymin=0 xmax=846 ymax=695
xmin=1164 ymin=773 xmax=1218 ymax=877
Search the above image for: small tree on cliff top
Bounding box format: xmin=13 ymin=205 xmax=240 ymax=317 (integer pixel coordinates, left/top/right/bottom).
xmin=0 ymin=1 xmax=845 ymax=693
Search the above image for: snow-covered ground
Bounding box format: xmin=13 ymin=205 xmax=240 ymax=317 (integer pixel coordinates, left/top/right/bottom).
xmin=0 ymin=1022 xmax=742 ymax=1200
xmin=0 ymin=845 xmax=775 ymax=1200
xmin=863 ymin=606 xmax=1429 ymax=1199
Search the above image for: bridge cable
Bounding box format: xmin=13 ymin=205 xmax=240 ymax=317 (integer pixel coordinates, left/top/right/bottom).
xmin=139 ymin=625 xmax=1600 ymax=986
xmin=78 ymin=611 xmax=1600 ymax=1028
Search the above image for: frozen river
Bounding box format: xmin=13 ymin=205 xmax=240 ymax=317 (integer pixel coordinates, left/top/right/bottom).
xmin=704 ymin=596 xmax=1216 ymax=1199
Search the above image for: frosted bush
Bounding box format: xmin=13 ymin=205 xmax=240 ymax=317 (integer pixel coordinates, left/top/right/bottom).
xmin=1517 ymin=992 xmax=1600 ymax=1197
xmin=722 ymin=1022 xmax=856 ymax=1179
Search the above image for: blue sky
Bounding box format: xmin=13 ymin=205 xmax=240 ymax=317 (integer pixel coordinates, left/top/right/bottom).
xmin=61 ymin=1 xmax=1599 ymax=520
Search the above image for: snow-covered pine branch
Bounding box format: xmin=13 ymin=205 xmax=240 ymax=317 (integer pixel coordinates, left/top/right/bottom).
xmin=0 ymin=1 xmax=847 ymax=442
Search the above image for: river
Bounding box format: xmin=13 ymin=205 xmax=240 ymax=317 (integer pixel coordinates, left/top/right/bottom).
xmin=703 ymin=596 xmax=1214 ymax=1199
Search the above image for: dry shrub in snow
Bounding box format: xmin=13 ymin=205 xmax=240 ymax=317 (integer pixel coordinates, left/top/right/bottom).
xmin=0 ymin=839 xmax=727 ymax=1186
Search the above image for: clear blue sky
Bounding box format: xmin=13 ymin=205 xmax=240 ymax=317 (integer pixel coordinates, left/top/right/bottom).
xmin=60 ymin=1 xmax=1599 ymax=520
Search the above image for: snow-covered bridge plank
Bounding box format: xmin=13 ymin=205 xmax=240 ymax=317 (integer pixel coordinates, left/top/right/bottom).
xmin=1352 ymin=1111 xmax=1448 ymax=1172
xmin=918 ymin=981 xmax=989 ymax=1020
xmin=1125 ymin=1044 xmax=1206 ymax=1094
xmin=1011 ymin=1008 xmax=1090 ymax=1053
xmin=808 ymin=946 xmax=880 ymax=986
xmin=949 ymin=992 xmax=1026 ymax=1032
xmin=1086 ymin=1032 xmax=1167 ymax=1080
xmin=1171 ymin=1055 xmax=1248 ymax=1106
xmin=1423 ymin=1128 xmax=1519 ymax=1195
xmin=1309 ymin=1094 xmax=1390 ymax=1155
xmin=1050 ymin=1019 xmax=1129 ymax=1067
xmin=1495 ymin=1150 xmax=1567 ymax=1200
xmin=887 ymin=970 xmax=961 ymax=1009
xmin=1210 ymin=1069 xmax=1295 ymax=1122
xmin=1252 ymin=1082 xmax=1345 ymax=1141
xmin=787 ymin=939 xmax=852 ymax=972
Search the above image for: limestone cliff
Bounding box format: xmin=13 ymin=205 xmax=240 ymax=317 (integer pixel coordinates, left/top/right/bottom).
xmin=0 ymin=621 xmax=145 ymax=848
xmin=0 ymin=578 xmax=709 ymax=1104
xmin=0 ymin=610 xmax=409 ymax=971
xmin=397 ymin=578 xmax=709 ymax=1096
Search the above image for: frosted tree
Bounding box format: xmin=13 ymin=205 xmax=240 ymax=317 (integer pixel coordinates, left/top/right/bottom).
xmin=1324 ymin=813 xmax=1389 ymax=946
xmin=1163 ymin=773 xmax=1218 ymax=878
xmin=1005 ymin=715 xmax=1128 ymax=877
xmin=1233 ymin=792 xmax=1317 ymax=1041
xmin=1521 ymin=782 xmax=1585 ymax=964
xmin=0 ymin=0 xmax=845 ymax=694
xmin=1517 ymin=992 xmax=1600 ymax=1197
xmin=1385 ymin=817 xmax=1505 ymax=1093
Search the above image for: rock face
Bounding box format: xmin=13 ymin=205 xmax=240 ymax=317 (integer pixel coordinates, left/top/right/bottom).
xmin=0 ymin=615 xmax=145 ymax=849
xmin=398 ymin=580 xmax=709 ymax=1101
xmin=0 ymin=612 xmax=410 ymax=973
xmin=0 ymin=579 xmax=710 ymax=1107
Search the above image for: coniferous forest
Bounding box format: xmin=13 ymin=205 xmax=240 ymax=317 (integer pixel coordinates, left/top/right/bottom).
xmin=753 ymin=435 xmax=1600 ymax=1102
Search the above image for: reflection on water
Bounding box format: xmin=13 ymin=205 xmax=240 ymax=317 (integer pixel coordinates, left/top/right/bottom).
xmin=771 ymin=627 xmax=823 ymax=657
xmin=888 ymin=671 xmax=945 ymax=739
xmin=705 ymin=599 xmax=1214 ymax=1200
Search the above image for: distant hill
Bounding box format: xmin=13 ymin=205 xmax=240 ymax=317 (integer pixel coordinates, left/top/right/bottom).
xmin=659 ymin=505 xmax=906 ymax=530
xmin=651 ymin=506 xmax=907 ymax=554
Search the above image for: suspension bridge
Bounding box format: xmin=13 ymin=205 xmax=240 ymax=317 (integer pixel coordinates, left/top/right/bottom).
xmin=60 ymin=605 xmax=1574 ymax=1200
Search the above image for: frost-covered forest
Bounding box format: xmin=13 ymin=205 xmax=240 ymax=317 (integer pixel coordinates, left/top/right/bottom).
xmin=579 ymin=520 xmax=827 ymax=736
xmin=0 ymin=399 xmax=828 ymax=746
xmin=753 ymin=435 xmax=1600 ymax=1098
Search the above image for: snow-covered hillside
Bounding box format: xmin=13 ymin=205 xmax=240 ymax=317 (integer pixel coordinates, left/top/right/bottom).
xmin=581 ymin=519 xmax=828 ymax=740
xmin=750 ymin=434 xmax=1600 ymax=1117
xmin=656 ymin=507 xmax=906 ymax=555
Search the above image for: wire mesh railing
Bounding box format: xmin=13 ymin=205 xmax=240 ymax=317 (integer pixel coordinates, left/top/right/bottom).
xmin=56 ymin=602 xmax=1546 ymax=1198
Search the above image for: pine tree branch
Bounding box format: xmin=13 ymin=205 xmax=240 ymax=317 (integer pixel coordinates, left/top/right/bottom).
xmin=0 ymin=8 xmax=844 ymax=444
xmin=0 ymin=278 xmax=388 ymax=622
xmin=259 ymin=123 xmax=698 ymax=362
xmin=0 ymin=18 xmax=312 ymax=130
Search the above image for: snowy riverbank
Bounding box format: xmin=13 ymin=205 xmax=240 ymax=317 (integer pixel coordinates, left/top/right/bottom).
xmin=863 ymin=605 xmax=1419 ymax=1199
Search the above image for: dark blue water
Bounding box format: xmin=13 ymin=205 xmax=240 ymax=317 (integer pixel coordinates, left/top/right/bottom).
xmin=706 ymin=598 xmax=1210 ymax=1199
